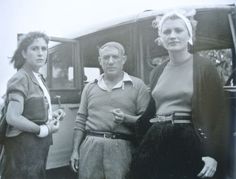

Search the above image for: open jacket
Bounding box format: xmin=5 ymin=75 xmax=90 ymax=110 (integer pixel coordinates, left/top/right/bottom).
xmin=6 ymin=64 xmax=50 ymax=137
xmin=136 ymin=54 xmax=229 ymax=162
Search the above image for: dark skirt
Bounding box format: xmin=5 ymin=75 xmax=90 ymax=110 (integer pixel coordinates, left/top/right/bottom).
xmin=2 ymin=132 xmax=52 ymax=179
xmin=131 ymin=122 xmax=204 ymax=179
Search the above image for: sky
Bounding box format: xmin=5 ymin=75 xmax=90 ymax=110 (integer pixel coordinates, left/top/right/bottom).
xmin=0 ymin=0 xmax=234 ymax=97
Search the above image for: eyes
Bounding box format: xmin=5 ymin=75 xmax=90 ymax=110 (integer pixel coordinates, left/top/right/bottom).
xmin=162 ymin=28 xmax=184 ymax=35
xmin=102 ymin=55 xmax=120 ymax=62
xmin=30 ymin=46 xmax=47 ymax=52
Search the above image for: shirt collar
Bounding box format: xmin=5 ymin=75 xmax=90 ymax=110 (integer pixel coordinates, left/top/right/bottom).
xmin=97 ymin=72 xmax=133 ymax=91
xmin=33 ymin=71 xmax=41 ymax=80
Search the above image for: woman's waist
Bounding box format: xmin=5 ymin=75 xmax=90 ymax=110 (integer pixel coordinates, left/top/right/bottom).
xmin=155 ymin=100 xmax=192 ymax=115
xmin=5 ymin=119 xmax=49 ymax=137
xmin=150 ymin=111 xmax=192 ymax=124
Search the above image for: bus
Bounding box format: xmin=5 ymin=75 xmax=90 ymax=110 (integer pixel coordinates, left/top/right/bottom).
xmin=42 ymin=4 xmax=236 ymax=178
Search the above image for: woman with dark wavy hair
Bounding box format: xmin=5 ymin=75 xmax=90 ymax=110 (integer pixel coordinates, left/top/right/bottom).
xmin=2 ymin=31 xmax=65 ymax=179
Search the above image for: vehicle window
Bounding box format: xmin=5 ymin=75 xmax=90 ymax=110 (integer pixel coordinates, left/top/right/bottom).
xmin=148 ymin=56 xmax=169 ymax=68
xmin=198 ymin=49 xmax=233 ymax=85
xmin=48 ymin=43 xmax=75 ymax=89
xmin=47 ymin=41 xmax=81 ymax=104
xmin=84 ymin=67 xmax=101 ymax=83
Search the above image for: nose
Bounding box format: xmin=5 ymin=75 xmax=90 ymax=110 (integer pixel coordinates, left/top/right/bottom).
xmin=107 ymin=57 xmax=115 ymax=64
xmin=37 ymin=49 xmax=44 ymax=56
xmin=169 ymin=31 xmax=177 ymax=39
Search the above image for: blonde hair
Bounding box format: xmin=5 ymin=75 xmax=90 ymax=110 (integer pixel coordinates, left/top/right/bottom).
xmin=152 ymin=9 xmax=197 ymax=45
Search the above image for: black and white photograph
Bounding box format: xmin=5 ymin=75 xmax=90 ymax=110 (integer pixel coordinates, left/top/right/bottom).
xmin=0 ymin=0 xmax=236 ymax=178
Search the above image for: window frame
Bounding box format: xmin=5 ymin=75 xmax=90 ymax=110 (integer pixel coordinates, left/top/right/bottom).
xmin=47 ymin=37 xmax=82 ymax=104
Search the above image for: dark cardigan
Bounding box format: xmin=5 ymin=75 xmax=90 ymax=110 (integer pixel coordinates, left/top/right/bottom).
xmin=136 ymin=54 xmax=229 ymax=162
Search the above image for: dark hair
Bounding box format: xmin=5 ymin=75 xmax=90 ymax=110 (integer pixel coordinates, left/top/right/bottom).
xmin=11 ymin=31 xmax=49 ymax=70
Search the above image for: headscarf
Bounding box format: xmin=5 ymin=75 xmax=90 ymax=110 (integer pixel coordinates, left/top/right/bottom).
xmin=153 ymin=10 xmax=196 ymax=45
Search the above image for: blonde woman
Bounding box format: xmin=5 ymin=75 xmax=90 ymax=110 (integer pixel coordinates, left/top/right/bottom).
xmin=131 ymin=10 xmax=229 ymax=179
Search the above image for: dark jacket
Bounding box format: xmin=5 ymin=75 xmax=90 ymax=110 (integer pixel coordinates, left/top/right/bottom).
xmin=136 ymin=54 xmax=229 ymax=163
xmin=6 ymin=64 xmax=50 ymax=137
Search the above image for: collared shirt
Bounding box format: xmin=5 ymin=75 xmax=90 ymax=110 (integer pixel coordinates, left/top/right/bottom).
xmin=97 ymin=72 xmax=133 ymax=91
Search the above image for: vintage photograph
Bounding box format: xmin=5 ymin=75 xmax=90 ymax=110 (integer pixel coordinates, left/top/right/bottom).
xmin=0 ymin=0 xmax=235 ymax=178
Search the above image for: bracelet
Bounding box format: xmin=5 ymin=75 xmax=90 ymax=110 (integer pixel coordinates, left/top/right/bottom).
xmin=37 ymin=125 xmax=49 ymax=138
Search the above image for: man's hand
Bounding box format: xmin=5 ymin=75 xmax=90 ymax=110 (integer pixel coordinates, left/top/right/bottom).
xmin=111 ymin=108 xmax=125 ymax=124
xmin=197 ymin=156 xmax=217 ymax=178
xmin=70 ymin=150 xmax=79 ymax=172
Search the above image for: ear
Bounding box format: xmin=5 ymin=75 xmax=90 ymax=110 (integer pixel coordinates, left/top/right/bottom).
xmin=21 ymin=50 xmax=26 ymax=59
xmin=155 ymin=37 xmax=163 ymax=46
xmin=98 ymin=57 xmax=102 ymax=65
xmin=122 ymin=55 xmax=127 ymax=65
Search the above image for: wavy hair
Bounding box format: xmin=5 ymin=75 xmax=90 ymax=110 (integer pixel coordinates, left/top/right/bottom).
xmin=10 ymin=31 xmax=49 ymax=70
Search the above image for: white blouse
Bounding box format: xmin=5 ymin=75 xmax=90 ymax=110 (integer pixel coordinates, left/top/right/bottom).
xmin=33 ymin=72 xmax=52 ymax=120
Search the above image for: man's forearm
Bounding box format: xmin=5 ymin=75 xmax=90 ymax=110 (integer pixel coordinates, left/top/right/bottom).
xmin=72 ymin=130 xmax=85 ymax=152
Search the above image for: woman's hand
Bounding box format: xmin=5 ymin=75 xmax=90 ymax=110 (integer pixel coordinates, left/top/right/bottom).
xmin=46 ymin=118 xmax=60 ymax=134
xmin=52 ymin=109 xmax=66 ymax=121
xmin=70 ymin=150 xmax=79 ymax=172
xmin=197 ymin=156 xmax=217 ymax=178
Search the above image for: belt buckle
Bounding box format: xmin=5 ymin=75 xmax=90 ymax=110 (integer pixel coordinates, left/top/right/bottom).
xmin=103 ymin=133 xmax=115 ymax=139
xmin=157 ymin=114 xmax=174 ymax=124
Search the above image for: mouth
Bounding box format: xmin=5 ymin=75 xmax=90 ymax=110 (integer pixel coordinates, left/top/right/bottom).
xmin=168 ymin=41 xmax=179 ymax=46
xmin=107 ymin=67 xmax=117 ymax=71
xmin=107 ymin=66 xmax=116 ymax=69
xmin=36 ymin=59 xmax=45 ymax=63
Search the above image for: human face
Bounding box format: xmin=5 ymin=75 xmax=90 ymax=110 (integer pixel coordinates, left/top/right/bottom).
xmin=160 ymin=18 xmax=190 ymax=52
xmin=99 ymin=46 xmax=126 ymax=77
xmin=22 ymin=38 xmax=48 ymax=72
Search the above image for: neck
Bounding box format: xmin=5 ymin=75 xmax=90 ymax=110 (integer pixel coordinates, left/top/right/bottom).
xmin=168 ymin=50 xmax=192 ymax=65
xmin=103 ymin=72 xmax=124 ymax=85
xmin=24 ymin=63 xmax=40 ymax=73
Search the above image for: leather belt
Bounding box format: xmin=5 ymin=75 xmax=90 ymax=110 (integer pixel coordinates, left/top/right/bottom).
xmin=86 ymin=131 xmax=134 ymax=141
xmin=150 ymin=112 xmax=191 ymax=124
